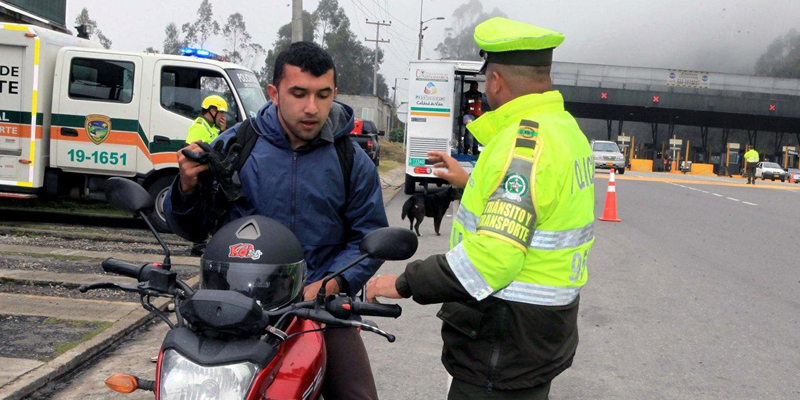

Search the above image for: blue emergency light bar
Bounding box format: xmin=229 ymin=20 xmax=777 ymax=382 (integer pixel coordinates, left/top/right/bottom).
xmin=180 ymin=47 xmax=223 ymax=60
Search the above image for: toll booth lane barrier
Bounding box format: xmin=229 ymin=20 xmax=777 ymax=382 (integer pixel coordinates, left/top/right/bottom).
xmin=628 ymin=159 xmax=715 ymax=176
xmin=630 ymin=159 xmax=653 ymax=172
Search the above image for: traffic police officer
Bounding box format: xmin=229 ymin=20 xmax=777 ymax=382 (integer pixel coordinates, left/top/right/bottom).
xmin=185 ymin=95 xmax=228 ymax=144
xmin=744 ymin=146 xmax=759 ymax=184
xmin=367 ymin=17 xmax=595 ymax=399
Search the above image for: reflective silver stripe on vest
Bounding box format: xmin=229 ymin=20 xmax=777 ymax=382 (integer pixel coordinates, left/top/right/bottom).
xmin=446 ymin=243 xmax=494 ymax=301
xmin=528 ymin=223 xmax=594 ymax=250
xmin=493 ymin=281 xmax=581 ymax=306
xmin=457 ymin=208 xmax=593 ymax=252
xmin=455 ymin=205 xmax=480 ymax=233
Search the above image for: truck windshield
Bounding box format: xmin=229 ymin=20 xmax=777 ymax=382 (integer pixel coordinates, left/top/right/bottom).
xmin=227 ymin=69 xmax=267 ymax=119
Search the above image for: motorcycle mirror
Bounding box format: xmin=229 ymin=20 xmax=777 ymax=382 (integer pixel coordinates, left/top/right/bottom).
xmin=104 ymin=177 xmax=171 ymax=268
xmin=359 ymin=227 xmax=418 ymax=261
xmin=104 ymin=177 xmax=155 ymax=214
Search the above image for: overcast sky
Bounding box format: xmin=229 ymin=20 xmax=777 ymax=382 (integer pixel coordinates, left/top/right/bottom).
xmin=66 ymin=0 xmax=799 ymax=99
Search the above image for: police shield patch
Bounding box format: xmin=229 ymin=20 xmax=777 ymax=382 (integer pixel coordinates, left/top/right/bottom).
xmin=85 ymin=114 xmax=111 ymax=145
xmin=502 ymin=172 xmax=529 ymax=202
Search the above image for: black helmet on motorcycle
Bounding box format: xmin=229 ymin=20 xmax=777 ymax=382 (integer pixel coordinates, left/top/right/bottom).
xmin=201 ymin=215 xmax=305 ymax=310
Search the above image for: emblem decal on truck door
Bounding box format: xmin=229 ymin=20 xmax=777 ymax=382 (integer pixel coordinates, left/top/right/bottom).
xmin=84 ymin=114 xmax=111 ymax=145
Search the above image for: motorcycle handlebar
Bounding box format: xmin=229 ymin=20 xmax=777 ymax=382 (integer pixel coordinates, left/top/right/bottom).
xmin=351 ymin=302 xmax=402 ymax=319
xmin=102 ymin=258 xmax=144 ymax=280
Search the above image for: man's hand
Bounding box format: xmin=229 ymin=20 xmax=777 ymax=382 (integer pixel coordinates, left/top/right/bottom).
xmin=303 ymin=278 xmax=340 ymax=301
xmin=366 ymin=274 xmax=402 ymax=303
xmin=217 ymin=113 xmax=227 ymax=132
xmin=428 ymin=151 xmax=469 ymax=188
xmin=178 ymin=141 xmax=210 ymax=195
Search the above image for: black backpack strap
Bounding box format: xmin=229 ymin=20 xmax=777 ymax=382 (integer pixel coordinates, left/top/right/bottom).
xmin=209 ymin=119 xmax=258 ymax=232
xmin=333 ymin=134 xmax=355 ymax=213
xmin=232 ymin=119 xmax=259 ymax=173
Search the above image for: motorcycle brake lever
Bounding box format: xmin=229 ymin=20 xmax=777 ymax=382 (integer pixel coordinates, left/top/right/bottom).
xmin=352 ymin=321 xmax=395 ymax=343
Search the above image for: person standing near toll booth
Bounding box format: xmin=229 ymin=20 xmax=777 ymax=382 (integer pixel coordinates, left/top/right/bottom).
xmin=745 ymin=146 xmax=760 ymax=184
xmin=368 ymin=17 xmax=595 ymax=399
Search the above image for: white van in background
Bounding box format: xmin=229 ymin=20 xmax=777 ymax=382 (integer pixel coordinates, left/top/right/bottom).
xmin=404 ymin=60 xmax=483 ymax=194
xmin=0 ymin=23 xmax=265 ymax=231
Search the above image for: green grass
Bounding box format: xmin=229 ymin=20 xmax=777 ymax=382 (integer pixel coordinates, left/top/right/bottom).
xmin=378 ymin=160 xmax=401 ymax=174
xmin=12 ymin=224 xmax=110 ymax=235
xmin=0 ymin=198 xmax=129 ymax=217
xmin=45 ymin=319 xmax=113 ymax=361
xmin=380 ymin=141 xmax=405 ymax=164
xmin=0 ymin=251 xmax=103 ymax=262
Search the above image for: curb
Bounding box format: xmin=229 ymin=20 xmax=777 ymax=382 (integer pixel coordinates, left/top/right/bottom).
xmin=0 ymin=276 xmax=199 ymax=400
xmin=0 ymin=225 xmax=188 ymax=247
xmin=0 ymin=243 xmax=200 ymax=266
xmin=381 ymin=167 xmax=406 ymax=207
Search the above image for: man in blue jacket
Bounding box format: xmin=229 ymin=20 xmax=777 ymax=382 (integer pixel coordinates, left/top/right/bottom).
xmin=165 ymin=42 xmax=388 ymax=399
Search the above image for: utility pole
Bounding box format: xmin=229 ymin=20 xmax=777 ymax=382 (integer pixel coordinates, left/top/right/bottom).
xmin=366 ymin=20 xmax=391 ymax=97
xmin=291 ymin=0 xmax=303 ymax=42
xmin=391 ymin=77 xmax=408 ymax=131
xmin=417 ymin=0 xmax=444 ymax=60
xmin=417 ymin=0 xmax=424 ymax=59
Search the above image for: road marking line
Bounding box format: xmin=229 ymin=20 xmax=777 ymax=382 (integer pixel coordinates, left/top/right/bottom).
xmin=700 ymin=190 xmax=709 ymax=194
xmin=742 ymin=201 xmax=758 ymax=206
xmin=713 ymin=193 xmax=723 ymax=197
xmin=727 ymin=197 xmax=740 ymax=202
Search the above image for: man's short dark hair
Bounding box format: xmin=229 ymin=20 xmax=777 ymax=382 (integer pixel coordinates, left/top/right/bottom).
xmin=273 ymin=41 xmax=337 ymax=88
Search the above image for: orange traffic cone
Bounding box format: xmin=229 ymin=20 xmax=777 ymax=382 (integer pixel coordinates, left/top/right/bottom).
xmin=599 ymin=169 xmax=621 ymax=222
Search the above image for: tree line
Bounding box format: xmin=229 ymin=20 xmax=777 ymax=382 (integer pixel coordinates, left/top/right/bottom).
xmin=74 ymin=0 xmax=389 ymax=99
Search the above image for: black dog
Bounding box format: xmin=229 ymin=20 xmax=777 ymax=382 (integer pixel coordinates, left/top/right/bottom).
xmin=401 ymin=186 xmax=461 ymax=236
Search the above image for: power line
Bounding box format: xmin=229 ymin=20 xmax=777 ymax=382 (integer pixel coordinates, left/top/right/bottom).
xmin=351 ymin=0 xmax=414 ymax=60
xmin=364 ymin=0 xmax=418 ymax=31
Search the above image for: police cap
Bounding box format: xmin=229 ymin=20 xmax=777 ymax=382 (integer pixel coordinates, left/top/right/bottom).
xmin=474 ymin=17 xmax=565 ymax=73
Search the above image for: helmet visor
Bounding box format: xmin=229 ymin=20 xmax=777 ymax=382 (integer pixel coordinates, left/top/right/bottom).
xmin=200 ymin=259 xmax=305 ymax=310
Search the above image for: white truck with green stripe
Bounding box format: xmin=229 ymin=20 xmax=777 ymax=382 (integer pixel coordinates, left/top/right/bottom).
xmin=0 ymin=23 xmax=265 ymax=231
xmin=404 ymin=60 xmax=483 ymax=194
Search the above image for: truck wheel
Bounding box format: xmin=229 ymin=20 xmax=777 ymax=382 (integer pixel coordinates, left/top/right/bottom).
xmin=373 ymin=150 xmax=380 ymax=167
xmin=781 ymin=177 xmax=785 ymax=182
xmin=404 ymin=174 xmax=415 ymax=194
xmin=617 ymin=167 xmax=625 ymax=175
xmin=147 ymin=176 xmax=175 ymax=233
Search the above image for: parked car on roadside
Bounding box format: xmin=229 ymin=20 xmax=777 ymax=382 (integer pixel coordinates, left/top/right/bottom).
xmin=591 ymin=140 xmax=626 ymax=174
xmin=350 ymin=119 xmax=383 ymax=166
xmin=755 ymin=162 xmax=789 ymax=182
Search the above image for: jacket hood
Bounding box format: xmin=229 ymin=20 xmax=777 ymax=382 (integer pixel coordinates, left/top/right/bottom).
xmin=249 ymin=100 xmax=354 ymax=150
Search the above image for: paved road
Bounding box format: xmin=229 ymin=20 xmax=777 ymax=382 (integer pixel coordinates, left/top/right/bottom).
xmin=35 ymin=173 xmax=800 ymax=399
xmin=371 ymin=173 xmax=800 ymax=399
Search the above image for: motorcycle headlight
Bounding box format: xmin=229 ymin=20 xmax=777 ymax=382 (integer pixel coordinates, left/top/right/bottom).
xmin=159 ymin=349 xmax=258 ymax=400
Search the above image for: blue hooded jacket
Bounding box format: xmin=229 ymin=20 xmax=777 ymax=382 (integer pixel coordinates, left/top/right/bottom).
xmin=164 ymin=101 xmax=388 ymax=294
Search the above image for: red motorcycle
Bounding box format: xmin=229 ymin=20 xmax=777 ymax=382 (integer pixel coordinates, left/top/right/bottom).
xmin=80 ymin=178 xmax=417 ymax=399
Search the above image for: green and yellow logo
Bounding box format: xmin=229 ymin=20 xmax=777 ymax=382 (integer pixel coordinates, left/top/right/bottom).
xmin=503 ymin=172 xmax=529 ymax=202
xmin=85 ymin=114 xmax=111 ymax=145
xmin=517 ymin=119 xmax=539 ymax=138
